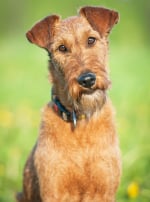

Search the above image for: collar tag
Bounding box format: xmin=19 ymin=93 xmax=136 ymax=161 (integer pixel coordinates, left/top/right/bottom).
xmin=72 ymin=110 xmax=77 ymax=127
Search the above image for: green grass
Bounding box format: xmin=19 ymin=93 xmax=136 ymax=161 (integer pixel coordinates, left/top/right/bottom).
xmin=109 ymin=46 xmax=150 ymax=201
xmin=0 ymin=37 xmax=150 ymax=202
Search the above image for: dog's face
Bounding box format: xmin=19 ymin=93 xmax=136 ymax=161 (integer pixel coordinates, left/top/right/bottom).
xmin=26 ymin=7 xmax=119 ymax=112
xmin=49 ymin=16 xmax=110 ymax=98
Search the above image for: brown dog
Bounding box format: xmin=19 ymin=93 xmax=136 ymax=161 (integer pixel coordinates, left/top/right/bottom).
xmin=17 ymin=6 xmax=121 ymax=202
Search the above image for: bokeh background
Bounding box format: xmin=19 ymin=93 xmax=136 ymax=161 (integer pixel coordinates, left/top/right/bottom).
xmin=0 ymin=0 xmax=150 ymax=201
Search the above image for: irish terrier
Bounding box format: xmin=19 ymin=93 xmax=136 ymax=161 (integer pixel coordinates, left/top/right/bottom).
xmin=17 ymin=6 xmax=121 ymax=202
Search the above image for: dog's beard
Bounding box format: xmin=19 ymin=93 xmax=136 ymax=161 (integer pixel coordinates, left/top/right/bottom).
xmin=71 ymin=89 xmax=106 ymax=118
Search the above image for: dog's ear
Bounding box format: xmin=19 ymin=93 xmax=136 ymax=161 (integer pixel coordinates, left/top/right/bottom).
xmin=79 ymin=6 xmax=119 ymax=37
xmin=26 ymin=15 xmax=60 ymax=49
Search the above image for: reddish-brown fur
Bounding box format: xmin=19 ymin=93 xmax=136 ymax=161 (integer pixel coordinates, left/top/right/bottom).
xmin=17 ymin=6 xmax=121 ymax=202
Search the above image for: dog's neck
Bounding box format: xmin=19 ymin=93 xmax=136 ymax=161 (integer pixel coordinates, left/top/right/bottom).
xmin=52 ymin=93 xmax=83 ymax=127
xmin=51 ymin=87 xmax=107 ymax=127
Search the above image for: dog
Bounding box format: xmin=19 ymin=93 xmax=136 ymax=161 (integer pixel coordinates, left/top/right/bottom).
xmin=17 ymin=6 xmax=121 ymax=202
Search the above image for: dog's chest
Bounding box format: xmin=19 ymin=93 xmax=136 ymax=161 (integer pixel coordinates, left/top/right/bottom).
xmin=35 ymin=106 xmax=120 ymax=199
xmin=36 ymin=129 xmax=119 ymax=198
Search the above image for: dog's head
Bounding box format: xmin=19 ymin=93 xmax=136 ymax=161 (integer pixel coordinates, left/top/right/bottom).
xmin=26 ymin=7 xmax=119 ymax=113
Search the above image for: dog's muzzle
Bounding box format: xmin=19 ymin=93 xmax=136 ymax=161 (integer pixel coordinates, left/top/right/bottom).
xmin=77 ymin=72 xmax=96 ymax=88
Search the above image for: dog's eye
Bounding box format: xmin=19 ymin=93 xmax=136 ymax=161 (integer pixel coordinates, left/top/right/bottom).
xmin=58 ymin=45 xmax=68 ymax=52
xmin=88 ymin=37 xmax=96 ymax=46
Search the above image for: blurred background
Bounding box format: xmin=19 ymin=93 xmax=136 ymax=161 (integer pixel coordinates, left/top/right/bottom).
xmin=0 ymin=0 xmax=150 ymax=201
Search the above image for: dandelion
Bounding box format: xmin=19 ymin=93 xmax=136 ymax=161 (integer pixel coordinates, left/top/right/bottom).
xmin=127 ymin=181 xmax=139 ymax=198
xmin=0 ymin=108 xmax=14 ymax=128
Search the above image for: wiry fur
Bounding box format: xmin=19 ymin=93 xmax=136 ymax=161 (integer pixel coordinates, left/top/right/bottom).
xmin=17 ymin=6 xmax=121 ymax=202
xmin=49 ymin=16 xmax=110 ymax=117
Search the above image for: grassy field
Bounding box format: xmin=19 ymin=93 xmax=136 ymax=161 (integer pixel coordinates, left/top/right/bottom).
xmin=0 ymin=35 xmax=150 ymax=202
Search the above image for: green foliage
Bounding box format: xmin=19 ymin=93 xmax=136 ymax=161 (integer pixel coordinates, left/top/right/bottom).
xmin=0 ymin=1 xmax=150 ymax=201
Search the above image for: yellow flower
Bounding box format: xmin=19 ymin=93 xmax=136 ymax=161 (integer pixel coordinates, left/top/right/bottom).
xmin=127 ymin=182 xmax=139 ymax=198
xmin=0 ymin=109 xmax=14 ymax=128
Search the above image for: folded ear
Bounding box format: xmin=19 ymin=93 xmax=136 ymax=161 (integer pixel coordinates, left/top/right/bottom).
xmin=79 ymin=6 xmax=119 ymax=37
xmin=26 ymin=15 xmax=60 ymax=49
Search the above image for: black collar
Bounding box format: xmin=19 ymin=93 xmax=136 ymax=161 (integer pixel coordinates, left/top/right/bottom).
xmin=52 ymin=94 xmax=81 ymax=127
xmin=51 ymin=90 xmax=106 ymax=127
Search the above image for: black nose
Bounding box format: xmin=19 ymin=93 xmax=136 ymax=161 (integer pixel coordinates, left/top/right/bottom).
xmin=77 ymin=72 xmax=96 ymax=88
